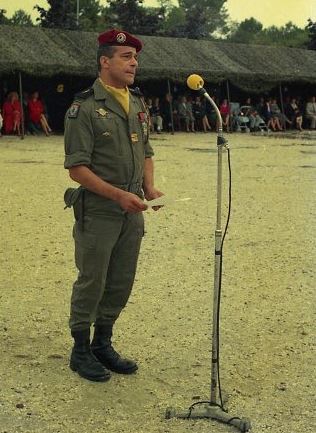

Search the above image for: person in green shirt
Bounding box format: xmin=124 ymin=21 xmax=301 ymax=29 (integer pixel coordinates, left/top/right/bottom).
xmin=64 ymin=29 xmax=163 ymax=382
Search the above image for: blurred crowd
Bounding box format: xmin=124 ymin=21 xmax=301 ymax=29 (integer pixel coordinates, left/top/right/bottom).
xmin=1 ymin=90 xmax=315 ymax=138
xmin=145 ymin=93 xmax=316 ymax=134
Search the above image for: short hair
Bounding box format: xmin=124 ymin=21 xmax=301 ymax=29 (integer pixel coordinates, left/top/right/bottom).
xmin=97 ymin=45 xmax=117 ymax=72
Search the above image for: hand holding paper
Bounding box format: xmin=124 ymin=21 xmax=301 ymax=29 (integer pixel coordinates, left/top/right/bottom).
xmin=145 ymin=196 xmax=192 ymax=208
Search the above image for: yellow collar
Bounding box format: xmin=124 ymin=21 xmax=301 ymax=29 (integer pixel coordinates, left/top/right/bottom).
xmin=99 ymin=78 xmax=129 ymax=114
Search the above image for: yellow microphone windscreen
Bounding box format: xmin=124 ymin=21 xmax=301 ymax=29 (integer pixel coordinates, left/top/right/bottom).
xmin=187 ymin=74 xmax=204 ymax=90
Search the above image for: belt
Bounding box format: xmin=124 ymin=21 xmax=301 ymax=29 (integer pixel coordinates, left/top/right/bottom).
xmin=113 ymin=181 xmax=143 ymax=194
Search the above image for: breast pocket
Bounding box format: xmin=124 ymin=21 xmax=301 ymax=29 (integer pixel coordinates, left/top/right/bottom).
xmin=92 ymin=115 xmax=124 ymax=156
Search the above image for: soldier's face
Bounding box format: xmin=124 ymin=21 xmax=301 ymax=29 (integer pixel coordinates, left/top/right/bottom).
xmin=101 ymin=46 xmax=138 ymax=88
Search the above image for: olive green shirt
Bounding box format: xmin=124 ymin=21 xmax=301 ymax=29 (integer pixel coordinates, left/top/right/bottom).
xmin=64 ymin=79 xmax=154 ymax=188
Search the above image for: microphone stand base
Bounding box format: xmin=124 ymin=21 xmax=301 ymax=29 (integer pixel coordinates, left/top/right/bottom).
xmin=165 ymin=404 xmax=251 ymax=433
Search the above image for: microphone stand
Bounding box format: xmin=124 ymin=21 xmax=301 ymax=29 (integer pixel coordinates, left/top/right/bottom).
xmin=165 ymin=88 xmax=251 ymax=432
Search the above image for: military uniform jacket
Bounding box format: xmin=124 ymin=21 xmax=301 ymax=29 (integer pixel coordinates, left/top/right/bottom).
xmin=64 ymin=79 xmax=153 ymax=214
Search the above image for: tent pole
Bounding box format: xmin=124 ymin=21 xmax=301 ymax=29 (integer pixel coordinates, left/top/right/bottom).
xmin=226 ymin=79 xmax=231 ymax=103
xmin=18 ymin=71 xmax=25 ymax=140
xmin=279 ymin=82 xmax=286 ymax=131
xmin=167 ymin=79 xmax=175 ymax=135
xmin=226 ymin=80 xmax=231 ymax=131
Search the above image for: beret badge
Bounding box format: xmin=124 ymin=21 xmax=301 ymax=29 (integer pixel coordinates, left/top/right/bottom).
xmin=116 ymin=32 xmax=127 ymax=43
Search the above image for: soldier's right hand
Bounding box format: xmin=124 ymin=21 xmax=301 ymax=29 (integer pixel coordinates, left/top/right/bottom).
xmin=118 ymin=191 xmax=148 ymax=213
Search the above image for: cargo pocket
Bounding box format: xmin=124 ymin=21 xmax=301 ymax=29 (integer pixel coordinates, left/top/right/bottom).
xmin=73 ymin=220 xmax=98 ymax=276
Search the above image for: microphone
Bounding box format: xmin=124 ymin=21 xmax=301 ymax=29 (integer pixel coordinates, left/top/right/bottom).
xmin=187 ymin=74 xmax=210 ymax=100
xmin=187 ymin=74 xmax=205 ymax=91
xmin=187 ymin=74 xmax=223 ymax=133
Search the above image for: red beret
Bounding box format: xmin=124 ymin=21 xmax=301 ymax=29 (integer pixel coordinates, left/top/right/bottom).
xmin=98 ymin=29 xmax=143 ymax=52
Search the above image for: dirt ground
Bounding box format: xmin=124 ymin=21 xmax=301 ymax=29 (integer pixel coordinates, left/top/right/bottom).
xmin=0 ymin=131 xmax=315 ymax=433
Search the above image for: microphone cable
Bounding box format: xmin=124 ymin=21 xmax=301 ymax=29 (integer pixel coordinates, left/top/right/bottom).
xmin=217 ymin=145 xmax=232 ymax=410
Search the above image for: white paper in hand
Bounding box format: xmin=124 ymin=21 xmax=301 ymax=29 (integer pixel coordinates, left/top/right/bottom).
xmin=145 ymin=196 xmax=191 ymax=208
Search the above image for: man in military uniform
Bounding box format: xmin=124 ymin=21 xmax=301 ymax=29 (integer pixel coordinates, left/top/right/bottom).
xmin=64 ymin=29 xmax=163 ymax=382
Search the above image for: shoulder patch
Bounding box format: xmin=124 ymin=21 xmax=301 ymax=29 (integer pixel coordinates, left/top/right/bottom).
xmin=130 ymin=87 xmax=143 ymax=97
xmin=68 ymin=103 xmax=80 ymax=118
xmin=75 ymin=87 xmax=94 ymax=100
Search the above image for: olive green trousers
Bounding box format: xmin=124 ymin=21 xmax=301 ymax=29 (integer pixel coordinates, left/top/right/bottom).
xmin=70 ymin=212 xmax=144 ymax=331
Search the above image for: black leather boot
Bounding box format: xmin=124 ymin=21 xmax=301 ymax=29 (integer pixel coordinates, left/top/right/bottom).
xmin=70 ymin=329 xmax=111 ymax=382
xmin=91 ymin=324 xmax=138 ymax=374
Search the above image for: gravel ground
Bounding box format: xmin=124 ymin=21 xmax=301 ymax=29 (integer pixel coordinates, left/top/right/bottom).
xmin=0 ymin=131 xmax=315 ymax=433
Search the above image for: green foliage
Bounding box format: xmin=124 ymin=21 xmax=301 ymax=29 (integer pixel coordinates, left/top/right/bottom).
xmin=0 ymin=9 xmax=10 ymax=24
xmin=227 ymin=18 xmax=309 ymax=48
xmin=259 ymin=22 xmax=309 ymax=48
xmin=228 ymin=18 xmax=263 ymax=43
xmin=165 ymin=0 xmax=229 ymax=39
xmin=103 ymin=0 xmax=165 ymax=35
xmin=0 ymin=8 xmax=32 ymax=26
xmin=2 ymin=0 xmax=312 ymax=51
xmin=162 ymin=6 xmax=186 ymax=36
xmin=306 ymin=19 xmax=316 ymax=50
xmin=34 ymin=0 xmax=77 ymax=29
xmin=75 ymin=0 xmax=103 ymax=31
xmin=10 ymin=10 xmax=33 ymax=26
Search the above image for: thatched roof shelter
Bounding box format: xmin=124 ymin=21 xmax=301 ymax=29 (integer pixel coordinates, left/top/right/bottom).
xmin=1 ymin=25 xmax=316 ymax=92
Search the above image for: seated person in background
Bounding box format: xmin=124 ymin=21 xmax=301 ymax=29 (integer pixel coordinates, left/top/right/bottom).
xmin=248 ymin=109 xmax=266 ymax=131
xmin=241 ymin=97 xmax=266 ymax=131
xmin=0 ymin=109 xmax=3 ymax=137
xmin=219 ymin=99 xmax=230 ymax=132
xmin=270 ymin=98 xmax=291 ymax=129
xmin=235 ymin=104 xmax=250 ymax=132
xmin=256 ymin=97 xmax=266 ymax=119
xmin=178 ymin=96 xmax=195 ymax=132
xmin=146 ymin=97 xmax=154 ymax=132
xmin=305 ymin=96 xmax=316 ymax=129
xmin=160 ymin=93 xmax=177 ymax=132
xmin=2 ymin=91 xmax=21 ymax=135
xmin=206 ymin=95 xmax=219 ymax=130
xmin=270 ymin=99 xmax=283 ymax=129
xmin=193 ymin=96 xmax=211 ymax=132
xmin=284 ymin=97 xmax=303 ymax=131
xmin=28 ymin=91 xmax=52 ymax=136
xmin=263 ymin=98 xmax=282 ymax=131
xmin=12 ymin=92 xmax=22 ymax=136
xmin=151 ymin=97 xmax=163 ymax=133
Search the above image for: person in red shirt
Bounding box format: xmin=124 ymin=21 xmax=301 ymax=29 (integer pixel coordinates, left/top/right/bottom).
xmin=2 ymin=91 xmax=21 ymax=135
xmin=28 ymin=91 xmax=52 ymax=136
xmin=0 ymin=109 xmax=3 ymax=137
xmin=219 ymin=98 xmax=230 ymax=132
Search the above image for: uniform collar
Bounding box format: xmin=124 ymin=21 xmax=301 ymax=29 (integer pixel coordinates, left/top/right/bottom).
xmin=92 ymin=78 xmax=127 ymax=119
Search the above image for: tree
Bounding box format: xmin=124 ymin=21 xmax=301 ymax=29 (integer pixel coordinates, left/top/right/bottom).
xmin=75 ymin=0 xmax=103 ymax=31
xmin=103 ymin=0 xmax=165 ymax=35
xmin=180 ymin=0 xmax=228 ymax=38
xmin=10 ymin=10 xmax=33 ymax=26
xmin=161 ymin=6 xmax=187 ymax=37
xmin=258 ymin=22 xmax=308 ymax=48
xmin=226 ymin=19 xmax=308 ymax=48
xmin=162 ymin=0 xmax=229 ymax=39
xmin=34 ymin=0 xmax=77 ymax=29
xmin=228 ymin=18 xmax=263 ymax=43
xmin=306 ymin=19 xmax=316 ymax=50
xmin=0 ymin=9 xmax=10 ymax=24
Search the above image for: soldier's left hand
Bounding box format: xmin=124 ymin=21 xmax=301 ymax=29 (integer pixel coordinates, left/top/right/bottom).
xmin=144 ymin=188 xmax=164 ymax=211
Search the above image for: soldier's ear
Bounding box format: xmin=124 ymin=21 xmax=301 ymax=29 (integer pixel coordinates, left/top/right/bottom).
xmin=99 ymin=56 xmax=111 ymax=70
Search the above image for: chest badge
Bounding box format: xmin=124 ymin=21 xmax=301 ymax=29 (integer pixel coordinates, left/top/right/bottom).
xmin=96 ymin=108 xmax=108 ymax=117
xmin=130 ymin=133 xmax=139 ymax=143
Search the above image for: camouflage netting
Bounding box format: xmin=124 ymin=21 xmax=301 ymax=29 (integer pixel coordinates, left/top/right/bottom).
xmin=1 ymin=25 xmax=316 ymax=92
